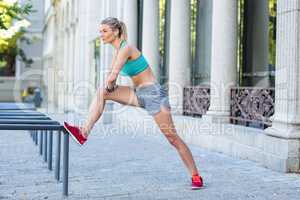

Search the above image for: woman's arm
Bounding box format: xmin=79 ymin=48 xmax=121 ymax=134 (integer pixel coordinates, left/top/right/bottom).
xmin=105 ymin=46 xmax=131 ymax=90
xmin=111 ymin=46 xmax=131 ymax=75
xmin=109 ymin=51 xmax=118 ymax=73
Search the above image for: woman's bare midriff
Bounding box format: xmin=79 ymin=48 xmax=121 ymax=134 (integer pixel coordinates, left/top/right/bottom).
xmin=131 ymin=66 xmax=157 ymax=88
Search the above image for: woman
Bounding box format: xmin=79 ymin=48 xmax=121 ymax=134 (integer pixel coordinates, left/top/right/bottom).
xmin=64 ymin=17 xmax=203 ymax=189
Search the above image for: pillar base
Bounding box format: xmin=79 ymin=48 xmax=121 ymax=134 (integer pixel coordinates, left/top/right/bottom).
xmin=170 ymin=107 xmax=183 ymax=115
xmin=265 ymin=121 xmax=300 ymax=139
xmin=202 ymin=110 xmax=231 ymax=124
xmin=116 ymin=106 xmax=300 ymax=173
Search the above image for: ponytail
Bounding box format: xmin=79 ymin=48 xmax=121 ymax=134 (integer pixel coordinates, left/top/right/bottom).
xmin=118 ymin=20 xmax=127 ymax=41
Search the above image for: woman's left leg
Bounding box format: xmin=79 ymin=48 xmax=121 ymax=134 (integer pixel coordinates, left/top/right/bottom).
xmin=152 ymin=106 xmax=199 ymax=176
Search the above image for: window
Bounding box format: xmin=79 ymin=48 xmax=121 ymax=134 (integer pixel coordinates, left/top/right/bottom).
xmin=159 ymin=0 xmax=170 ymax=85
xmin=238 ymin=0 xmax=277 ymax=87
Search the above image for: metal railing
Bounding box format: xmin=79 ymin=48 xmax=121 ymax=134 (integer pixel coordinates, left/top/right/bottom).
xmin=0 ymin=103 xmax=69 ymax=196
xmin=230 ymin=87 xmax=275 ymax=129
xmin=183 ymin=86 xmax=210 ymax=117
xmin=183 ymin=86 xmax=275 ymax=129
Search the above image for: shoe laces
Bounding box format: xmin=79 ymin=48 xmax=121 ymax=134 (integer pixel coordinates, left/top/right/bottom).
xmin=192 ymin=175 xmax=202 ymax=183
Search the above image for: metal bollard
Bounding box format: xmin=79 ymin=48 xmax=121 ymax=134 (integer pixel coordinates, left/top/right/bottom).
xmin=55 ymin=131 xmax=61 ymax=181
xmin=44 ymin=130 xmax=48 ymax=162
xmin=35 ymin=131 xmax=38 ymax=145
xmin=63 ymin=131 xmax=69 ymax=196
xmin=39 ymin=131 xmax=43 ymax=155
xmin=48 ymin=131 xmax=53 ymax=170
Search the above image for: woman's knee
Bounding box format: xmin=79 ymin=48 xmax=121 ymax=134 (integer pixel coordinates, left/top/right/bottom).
xmin=165 ymin=132 xmax=181 ymax=147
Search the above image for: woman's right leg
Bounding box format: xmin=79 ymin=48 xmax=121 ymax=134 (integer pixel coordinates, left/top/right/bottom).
xmin=82 ymin=86 xmax=141 ymax=136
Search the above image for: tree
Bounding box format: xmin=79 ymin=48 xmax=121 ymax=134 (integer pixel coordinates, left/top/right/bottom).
xmin=0 ymin=0 xmax=33 ymax=76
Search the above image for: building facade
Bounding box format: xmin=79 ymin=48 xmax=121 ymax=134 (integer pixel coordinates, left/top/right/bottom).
xmin=42 ymin=0 xmax=300 ymax=172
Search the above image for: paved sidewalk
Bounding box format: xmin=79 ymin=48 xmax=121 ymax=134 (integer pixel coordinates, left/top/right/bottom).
xmin=0 ymin=113 xmax=300 ymax=200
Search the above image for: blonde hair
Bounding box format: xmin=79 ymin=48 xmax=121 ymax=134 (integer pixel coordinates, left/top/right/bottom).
xmin=101 ymin=17 xmax=128 ymax=41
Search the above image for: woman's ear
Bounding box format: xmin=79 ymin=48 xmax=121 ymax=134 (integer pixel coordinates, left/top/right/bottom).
xmin=114 ymin=29 xmax=119 ymax=37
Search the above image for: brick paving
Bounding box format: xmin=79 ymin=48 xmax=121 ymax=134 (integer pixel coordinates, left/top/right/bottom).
xmin=0 ymin=111 xmax=300 ymax=200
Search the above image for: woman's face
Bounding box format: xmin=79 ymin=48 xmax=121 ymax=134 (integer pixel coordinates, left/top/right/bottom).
xmin=99 ymin=24 xmax=117 ymax=44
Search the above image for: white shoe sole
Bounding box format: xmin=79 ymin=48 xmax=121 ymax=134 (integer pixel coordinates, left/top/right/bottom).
xmin=191 ymin=185 xmax=204 ymax=190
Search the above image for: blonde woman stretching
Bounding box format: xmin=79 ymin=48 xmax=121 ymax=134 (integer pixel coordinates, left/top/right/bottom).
xmin=64 ymin=17 xmax=203 ymax=189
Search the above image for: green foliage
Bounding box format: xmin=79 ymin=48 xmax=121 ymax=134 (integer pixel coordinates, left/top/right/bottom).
xmin=190 ymin=0 xmax=197 ymax=60
xmin=238 ymin=0 xmax=245 ymax=85
xmin=269 ymin=0 xmax=276 ymax=68
xmin=0 ymin=0 xmax=34 ymax=75
xmin=0 ymin=1 xmax=33 ymax=30
xmin=159 ymin=0 xmax=166 ymax=56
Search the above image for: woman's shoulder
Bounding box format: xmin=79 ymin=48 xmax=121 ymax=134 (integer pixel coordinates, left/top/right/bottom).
xmin=121 ymin=41 xmax=134 ymax=50
xmin=120 ymin=41 xmax=140 ymax=55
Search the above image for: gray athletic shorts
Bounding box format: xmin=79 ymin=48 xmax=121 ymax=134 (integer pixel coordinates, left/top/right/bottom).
xmin=134 ymin=82 xmax=171 ymax=116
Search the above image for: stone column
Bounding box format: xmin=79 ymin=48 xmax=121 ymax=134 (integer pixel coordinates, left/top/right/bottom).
xmin=104 ymin=0 xmax=114 ymax=72
xmin=265 ymin=0 xmax=300 ymax=139
xmin=68 ymin=27 xmax=76 ymax=112
xmin=73 ymin=0 xmax=79 ymax=89
xmin=117 ymin=0 xmax=124 ymax=19
xmin=73 ymin=0 xmax=90 ymax=111
xmin=204 ymin=0 xmax=237 ymax=122
xmin=142 ymin=0 xmax=160 ymax=80
xmin=99 ymin=0 xmax=106 ymax=88
xmin=115 ymin=0 xmax=126 ymax=87
xmin=67 ymin=30 xmax=73 ymax=111
xmin=123 ymin=0 xmax=138 ymax=46
xmin=121 ymin=0 xmax=138 ymax=86
xmin=101 ymin=0 xmax=115 ymax=123
xmin=58 ymin=22 xmax=68 ymax=112
xmin=168 ymin=0 xmax=191 ymax=114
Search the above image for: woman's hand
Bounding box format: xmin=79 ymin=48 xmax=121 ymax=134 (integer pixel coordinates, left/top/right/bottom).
xmin=105 ymin=72 xmax=118 ymax=93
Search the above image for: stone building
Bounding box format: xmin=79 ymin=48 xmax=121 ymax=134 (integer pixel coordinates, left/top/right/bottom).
xmin=42 ymin=0 xmax=300 ymax=172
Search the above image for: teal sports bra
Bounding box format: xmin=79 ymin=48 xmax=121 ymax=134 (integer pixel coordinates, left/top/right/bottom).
xmin=119 ymin=40 xmax=149 ymax=77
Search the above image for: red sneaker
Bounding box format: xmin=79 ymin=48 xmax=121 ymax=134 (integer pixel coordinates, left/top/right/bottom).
xmin=63 ymin=122 xmax=87 ymax=145
xmin=191 ymin=175 xmax=203 ymax=190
